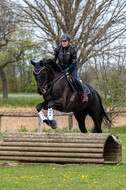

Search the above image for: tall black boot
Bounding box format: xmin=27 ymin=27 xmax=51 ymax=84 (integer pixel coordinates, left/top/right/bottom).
xmin=76 ymin=79 xmax=88 ymax=102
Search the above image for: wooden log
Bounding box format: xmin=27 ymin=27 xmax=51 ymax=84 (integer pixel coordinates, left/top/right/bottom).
xmin=2 ymin=138 xmax=104 ymax=144
xmin=0 ymin=156 xmax=104 ymax=163
xmin=0 ymin=151 xmax=103 ymax=158
xmin=3 ymin=132 xmax=110 ymax=139
xmin=0 ymin=142 xmax=104 ymax=148
xmin=0 ymin=132 xmax=122 ymax=164
xmin=0 ymin=146 xmax=103 ymax=153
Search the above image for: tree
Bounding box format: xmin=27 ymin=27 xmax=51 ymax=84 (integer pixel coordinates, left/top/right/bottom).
xmin=88 ymin=49 xmax=126 ymax=123
xmin=11 ymin=0 xmax=125 ymax=66
xmin=0 ymin=0 xmax=19 ymax=98
xmin=0 ymin=0 xmax=45 ymax=97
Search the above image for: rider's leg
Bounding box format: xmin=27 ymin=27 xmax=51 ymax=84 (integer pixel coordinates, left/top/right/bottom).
xmin=70 ymin=66 xmax=88 ymax=103
xmin=76 ymin=79 xmax=88 ymax=102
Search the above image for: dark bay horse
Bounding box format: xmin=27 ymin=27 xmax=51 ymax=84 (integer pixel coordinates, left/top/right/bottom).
xmin=31 ymin=58 xmax=111 ymax=133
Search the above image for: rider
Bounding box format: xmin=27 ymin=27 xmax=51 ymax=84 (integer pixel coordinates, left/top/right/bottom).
xmin=53 ymin=33 xmax=88 ymax=102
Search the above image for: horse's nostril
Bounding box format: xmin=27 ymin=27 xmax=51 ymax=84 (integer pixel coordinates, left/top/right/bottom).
xmin=42 ymin=89 xmax=46 ymax=94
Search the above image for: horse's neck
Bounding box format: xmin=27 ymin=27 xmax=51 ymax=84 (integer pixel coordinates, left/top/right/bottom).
xmin=48 ymin=67 xmax=61 ymax=82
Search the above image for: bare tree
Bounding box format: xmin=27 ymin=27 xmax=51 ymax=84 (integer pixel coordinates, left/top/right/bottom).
xmin=11 ymin=0 xmax=126 ymax=66
xmin=0 ymin=0 xmax=42 ymax=98
xmin=0 ymin=0 xmax=19 ymax=98
xmin=88 ymin=47 xmax=126 ymax=125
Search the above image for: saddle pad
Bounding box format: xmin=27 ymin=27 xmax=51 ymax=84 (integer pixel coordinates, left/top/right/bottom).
xmin=83 ymin=84 xmax=90 ymax=94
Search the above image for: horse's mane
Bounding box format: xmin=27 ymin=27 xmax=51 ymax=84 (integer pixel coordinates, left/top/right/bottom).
xmin=42 ymin=58 xmax=62 ymax=72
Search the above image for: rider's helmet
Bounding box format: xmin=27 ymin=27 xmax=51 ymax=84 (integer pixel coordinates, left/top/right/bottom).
xmin=60 ymin=34 xmax=71 ymax=41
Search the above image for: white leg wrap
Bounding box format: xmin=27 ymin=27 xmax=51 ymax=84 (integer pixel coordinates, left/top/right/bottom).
xmin=38 ymin=111 xmax=47 ymax=121
xmin=48 ymin=108 xmax=53 ymax=121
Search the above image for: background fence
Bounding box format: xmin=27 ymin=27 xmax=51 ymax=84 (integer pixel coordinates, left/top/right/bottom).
xmin=0 ymin=112 xmax=74 ymax=133
xmin=0 ymin=111 xmax=126 ymax=133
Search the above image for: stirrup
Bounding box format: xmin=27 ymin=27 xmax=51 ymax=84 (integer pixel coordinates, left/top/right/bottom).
xmin=81 ymin=94 xmax=88 ymax=103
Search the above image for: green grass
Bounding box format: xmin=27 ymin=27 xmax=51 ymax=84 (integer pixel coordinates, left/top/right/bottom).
xmin=0 ymin=96 xmax=43 ymax=107
xmin=17 ymin=125 xmax=126 ymax=134
xmin=0 ymin=161 xmax=126 ymax=190
xmin=0 ymin=127 xmax=126 ymax=189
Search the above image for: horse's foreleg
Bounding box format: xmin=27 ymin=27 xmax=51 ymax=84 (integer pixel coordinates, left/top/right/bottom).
xmin=36 ymin=102 xmax=48 ymax=112
xmin=36 ymin=102 xmax=47 ymax=121
xmin=48 ymin=99 xmax=66 ymax=111
xmin=36 ymin=102 xmax=57 ymax=129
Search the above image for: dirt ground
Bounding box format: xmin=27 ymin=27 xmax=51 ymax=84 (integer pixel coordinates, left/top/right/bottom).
xmin=0 ymin=107 xmax=126 ymax=132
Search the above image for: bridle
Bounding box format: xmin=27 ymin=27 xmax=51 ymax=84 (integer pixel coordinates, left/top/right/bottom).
xmin=33 ymin=66 xmax=66 ymax=94
xmin=33 ymin=66 xmax=46 ymax=75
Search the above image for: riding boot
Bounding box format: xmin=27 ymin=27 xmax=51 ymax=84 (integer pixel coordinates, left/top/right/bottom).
xmin=76 ymin=79 xmax=88 ymax=102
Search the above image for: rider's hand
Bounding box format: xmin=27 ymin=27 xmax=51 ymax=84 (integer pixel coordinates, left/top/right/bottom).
xmin=62 ymin=68 xmax=68 ymax=73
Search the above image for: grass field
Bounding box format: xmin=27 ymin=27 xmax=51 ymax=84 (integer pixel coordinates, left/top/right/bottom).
xmin=0 ymin=127 xmax=126 ymax=190
xmin=0 ymin=96 xmax=43 ymax=107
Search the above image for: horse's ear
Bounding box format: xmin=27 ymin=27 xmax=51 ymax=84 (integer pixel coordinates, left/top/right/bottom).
xmin=40 ymin=60 xmax=43 ymax=66
xmin=30 ymin=60 xmax=36 ymax=66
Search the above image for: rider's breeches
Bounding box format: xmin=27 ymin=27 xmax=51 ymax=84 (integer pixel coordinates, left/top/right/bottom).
xmin=75 ymin=79 xmax=85 ymax=94
xmin=69 ymin=66 xmax=85 ymax=95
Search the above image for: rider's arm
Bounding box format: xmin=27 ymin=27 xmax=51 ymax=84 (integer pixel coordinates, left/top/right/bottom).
xmin=53 ymin=50 xmax=58 ymax=63
xmin=67 ymin=48 xmax=77 ymax=72
xmin=53 ymin=45 xmax=61 ymax=63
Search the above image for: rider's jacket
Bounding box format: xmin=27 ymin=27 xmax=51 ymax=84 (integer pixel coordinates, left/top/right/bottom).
xmin=53 ymin=45 xmax=77 ymax=72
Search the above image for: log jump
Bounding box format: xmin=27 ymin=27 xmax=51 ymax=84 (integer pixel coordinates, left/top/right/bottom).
xmin=0 ymin=132 xmax=122 ymax=164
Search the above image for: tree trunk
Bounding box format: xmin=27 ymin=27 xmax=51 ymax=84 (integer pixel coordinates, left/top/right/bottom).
xmin=0 ymin=67 xmax=8 ymax=98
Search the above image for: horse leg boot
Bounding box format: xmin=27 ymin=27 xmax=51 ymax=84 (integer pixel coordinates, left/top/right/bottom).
xmin=47 ymin=108 xmax=57 ymax=129
xmin=36 ymin=103 xmax=57 ymax=129
xmin=76 ymin=79 xmax=88 ymax=102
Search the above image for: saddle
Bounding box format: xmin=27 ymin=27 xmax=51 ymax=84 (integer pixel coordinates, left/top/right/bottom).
xmin=66 ymin=73 xmax=90 ymax=95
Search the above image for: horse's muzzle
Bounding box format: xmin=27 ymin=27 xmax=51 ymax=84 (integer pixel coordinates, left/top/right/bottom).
xmin=37 ymin=87 xmax=46 ymax=95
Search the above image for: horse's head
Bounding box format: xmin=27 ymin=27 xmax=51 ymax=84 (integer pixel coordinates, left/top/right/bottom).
xmin=31 ymin=60 xmax=48 ymax=95
xmin=31 ymin=58 xmax=62 ymax=95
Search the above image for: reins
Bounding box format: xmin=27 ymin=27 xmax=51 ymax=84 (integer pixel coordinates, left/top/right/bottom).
xmin=49 ymin=74 xmax=65 ymax=88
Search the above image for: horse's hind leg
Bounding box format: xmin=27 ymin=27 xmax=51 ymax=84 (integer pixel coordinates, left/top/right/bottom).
xmin=89 ymin=113 xmax=102 ymax=133
xmin=74 ymin=111 xmax=87 ymax=133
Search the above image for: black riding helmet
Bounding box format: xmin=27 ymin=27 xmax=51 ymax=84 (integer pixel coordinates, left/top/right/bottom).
xmin=60 ymin=34 xmax=71 ymax=41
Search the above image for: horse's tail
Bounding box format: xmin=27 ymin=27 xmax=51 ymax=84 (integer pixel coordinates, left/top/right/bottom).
xmin=96 ymin=92 xmax=112 ymax=126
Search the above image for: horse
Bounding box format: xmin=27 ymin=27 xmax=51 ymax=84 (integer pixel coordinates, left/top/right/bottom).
xmin=31 ymin=58 xmax=111 ymax=133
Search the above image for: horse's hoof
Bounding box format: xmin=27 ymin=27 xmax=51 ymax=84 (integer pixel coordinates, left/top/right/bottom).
xmin=49 ymin=120 xmax=57 ymax=129
xmin=43 ymin=119 xmax=57 ymax=129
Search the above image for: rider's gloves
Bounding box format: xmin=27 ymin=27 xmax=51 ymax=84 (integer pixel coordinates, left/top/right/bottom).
xmin=62 ymin=68 xmax=69 ymax=74
xmin=65 ymin=68 xmax=68 ymax=72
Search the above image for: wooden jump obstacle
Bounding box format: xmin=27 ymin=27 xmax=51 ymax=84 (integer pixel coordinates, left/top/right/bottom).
xmin=0 ymin=132 xmax=122 ymax=164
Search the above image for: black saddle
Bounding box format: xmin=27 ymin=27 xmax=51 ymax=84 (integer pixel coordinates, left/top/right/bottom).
xmin=66 ymin=73 xmax=90 ymax=95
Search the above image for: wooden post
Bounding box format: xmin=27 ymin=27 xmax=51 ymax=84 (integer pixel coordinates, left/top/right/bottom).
xmin=68 ymin=115 xmax=73 ymax=130
xmin=0 ymin=116 xmax=1 ymax=132
xmin=37 ymin=117 xmax=42 ymax=133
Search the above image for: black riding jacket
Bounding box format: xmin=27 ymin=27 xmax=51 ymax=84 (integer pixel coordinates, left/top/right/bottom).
xmin=53 ymin=45 xmax=77 ymax=72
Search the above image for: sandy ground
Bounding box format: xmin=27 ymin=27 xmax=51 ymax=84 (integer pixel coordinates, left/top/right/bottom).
xmin=0 ymin=107 xmax=126 ymax=132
